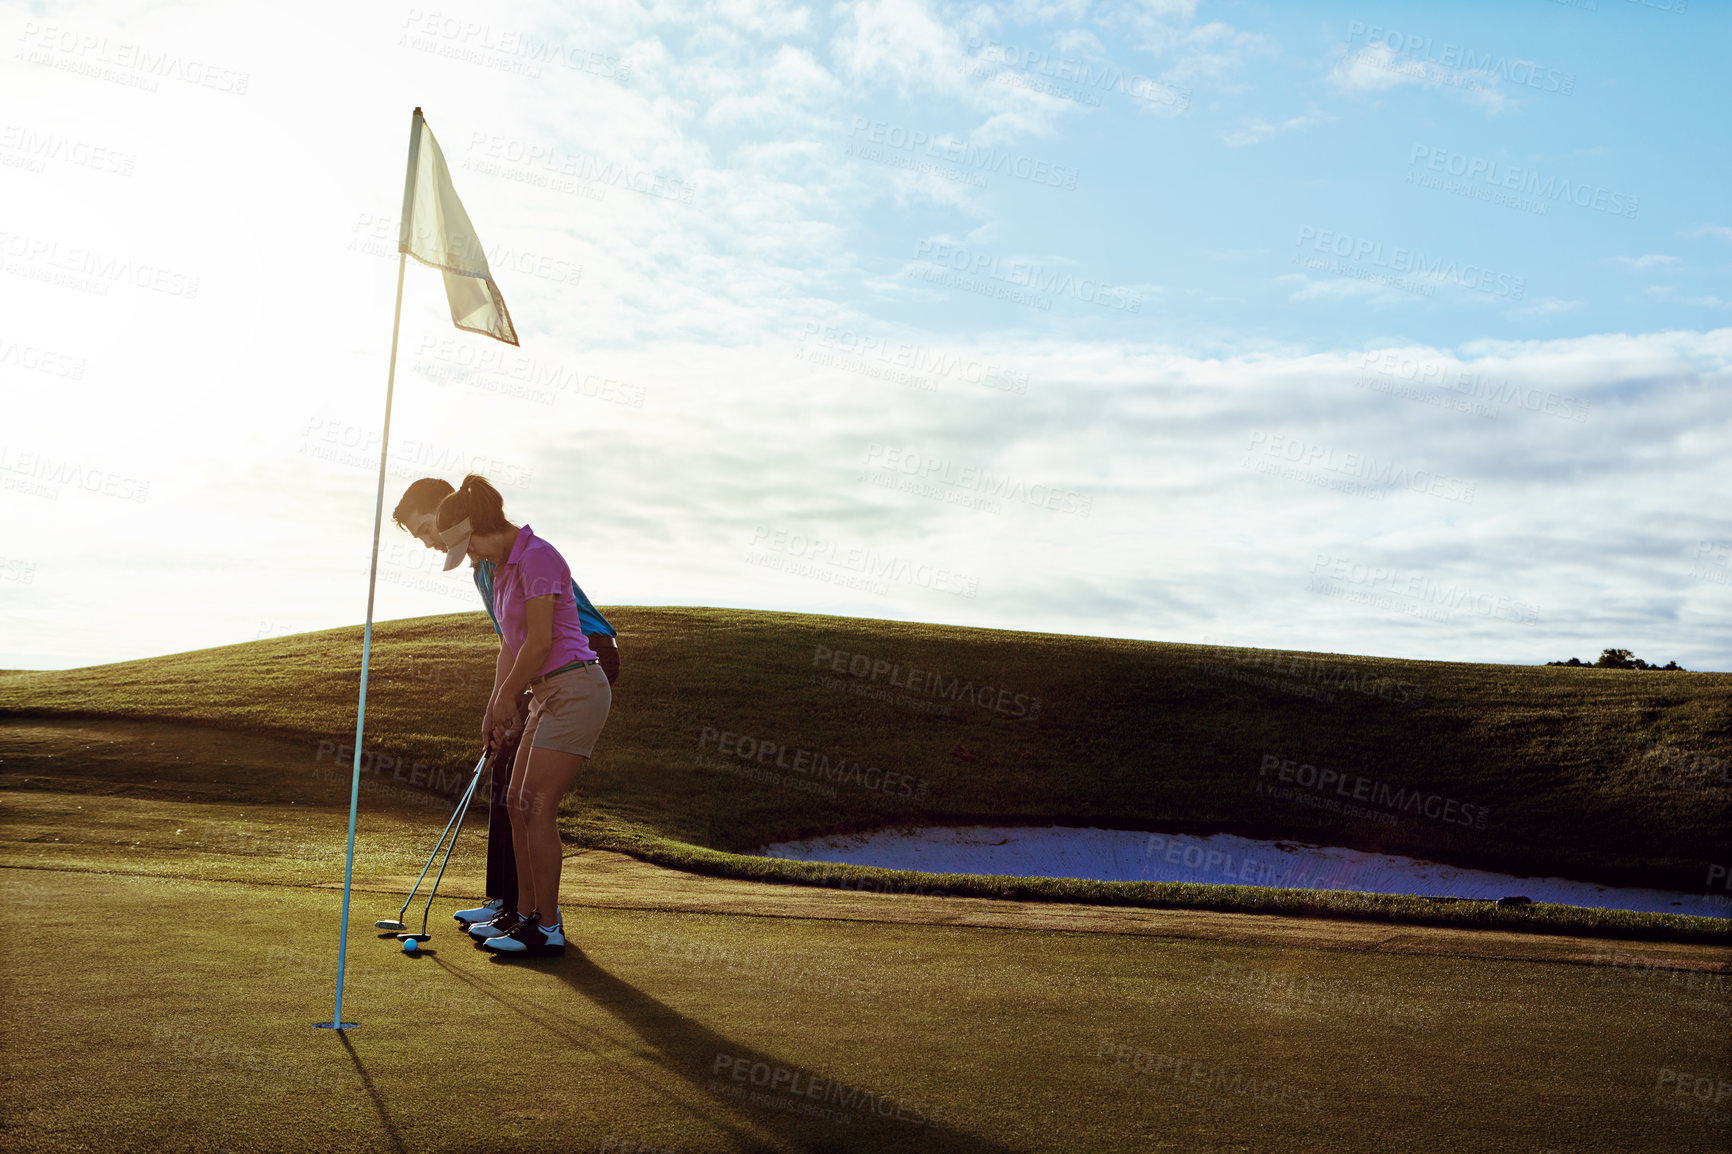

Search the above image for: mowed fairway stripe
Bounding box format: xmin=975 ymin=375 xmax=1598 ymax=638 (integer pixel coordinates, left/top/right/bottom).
xmin=3 ymin=786 xmax=1726 ymax=974
xmin=2 ymin=865 xmax=1727 ymax=1153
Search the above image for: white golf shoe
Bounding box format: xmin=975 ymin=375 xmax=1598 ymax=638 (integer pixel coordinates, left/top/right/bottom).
xmin=467 ymin=908 xmax=528 ymax=940
xmin=483 ymin=910 xmax=565 ymax=957
xmin=454 ymin=897 xmax=506 ymax=926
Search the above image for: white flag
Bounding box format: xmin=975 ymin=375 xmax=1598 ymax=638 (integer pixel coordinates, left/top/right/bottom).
xmin=398 ymin=108 xmax=518 ymax=346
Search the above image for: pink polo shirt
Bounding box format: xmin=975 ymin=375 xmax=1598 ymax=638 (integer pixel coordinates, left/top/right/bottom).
xmin=492 ymin=524 xmax=596 ymax=677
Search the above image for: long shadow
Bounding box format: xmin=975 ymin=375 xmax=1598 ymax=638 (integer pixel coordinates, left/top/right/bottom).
xmin=550 ymin=950 xmax=1016 ymax=1153
xmin=430 ymin=954 xmax=771 ymax=1150
xmin=337 ymin=1029 xmax=409 ymax=1154
xmin=434 ymin=949 xmax=1014 ymax=1153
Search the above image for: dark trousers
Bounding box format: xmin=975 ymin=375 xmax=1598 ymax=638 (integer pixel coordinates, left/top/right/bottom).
xmin=484 ymin=722 xmax=523 ymax=908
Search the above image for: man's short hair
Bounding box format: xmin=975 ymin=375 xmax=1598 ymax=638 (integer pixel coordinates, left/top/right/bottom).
xmin=392 ymin=477 xmax=456 ymax=530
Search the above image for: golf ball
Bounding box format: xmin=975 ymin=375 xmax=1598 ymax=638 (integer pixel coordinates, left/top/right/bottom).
xmin=402 ymin=938 xmax=419 ymax=953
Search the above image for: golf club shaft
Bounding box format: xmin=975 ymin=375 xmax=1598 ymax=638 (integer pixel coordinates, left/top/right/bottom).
xmin=418 ymin=756 xmax=487 ymax=933
xmin=392 ymin=751 xmax=490 ymax=921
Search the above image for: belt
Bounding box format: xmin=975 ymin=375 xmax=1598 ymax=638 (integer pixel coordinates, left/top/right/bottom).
xmin=531 ymin=658 xmax=599 ymax=683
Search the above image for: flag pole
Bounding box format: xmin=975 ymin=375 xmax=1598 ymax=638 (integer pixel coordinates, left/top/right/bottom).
xmin=315 ymin=249 xmax=405 ymax=1031
xmin=316 ymin=109 xmax=423 ymax=1031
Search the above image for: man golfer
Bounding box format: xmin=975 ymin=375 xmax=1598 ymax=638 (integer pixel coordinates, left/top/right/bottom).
xmin=390 ymin=476 xmax=618 ymax=932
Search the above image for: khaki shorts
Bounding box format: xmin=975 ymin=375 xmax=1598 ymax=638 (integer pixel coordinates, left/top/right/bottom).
xmin=522 ymin=663 xmax=611 ymax=758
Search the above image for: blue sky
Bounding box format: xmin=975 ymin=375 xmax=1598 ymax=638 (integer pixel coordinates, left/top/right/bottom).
xmin=834 ymin=1 xmax=1728 ymax=350
xmin=2 ymin=0 xmax=1728 ymax=672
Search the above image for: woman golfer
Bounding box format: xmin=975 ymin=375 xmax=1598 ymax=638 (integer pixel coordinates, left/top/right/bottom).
xmin=436 ymin=474 xmax=609 ymax=957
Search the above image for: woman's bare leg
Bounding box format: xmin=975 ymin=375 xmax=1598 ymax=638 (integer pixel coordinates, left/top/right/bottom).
xmin=508 ymin=746 xmax=586 ymax=923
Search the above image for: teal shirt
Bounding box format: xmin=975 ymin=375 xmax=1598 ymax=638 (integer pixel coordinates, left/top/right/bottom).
xmin=473 ymin=559 xmax=615 ymax=638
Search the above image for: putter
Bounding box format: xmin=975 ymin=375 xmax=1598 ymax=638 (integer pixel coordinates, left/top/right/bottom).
xmin=374 ymin=750 xmax=491 ymax=934
xmin=394 ymin=762 xmax=487 ymax=943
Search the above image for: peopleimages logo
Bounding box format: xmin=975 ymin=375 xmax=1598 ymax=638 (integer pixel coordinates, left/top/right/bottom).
xmin=350 ymin=211 xmax=584 ymax=286
xmin=912 ymin=240 xmax=1141 ymax=312
xmin=415 ymin=337 xmax=645 ymax=408
xmin=0 ymin=445 xmax=149 ymax=503
xmin=1345 ymin=21 xmax=1575 ymax=94
xmin=1197 ymin=636 xmax=1430 ymax=706
xmin=748 ymin=525 xmax=979 ymax=598
xmin=1092 ymin=1039 xmax=1323 ymax=1112
xmin=1310 ymin=553 xmax=1540 ymax=625
xmin=398 ymin=10 xmax=633 ymax=81
xmin=0 ymin=336 xmax=85 ymax=380
xmin=1205 ymin=960 xmax=1432 ymax=1028
xmin=1406 ymin=145 xmax=1639 ymax=218
xmin=863 ymin=445 xmax=1089 ymax=515
xmin=796 ymin=324 xmax=1028 ymax=394
xmin=1245 ymin=430 xmax=1476 ymax=504
xmin=697 ymin=727 xmax=930 ymax=800
xmin=811 ymin=644 xmax=1043 ymax=720
xmin=464 ymin=133 xmax=693 ymax=205
xmin=710 ymin=1052 xmax=943 ymax=1127
xmin=963 ymin=36 xmax=1190 ymax=110
xmin=1296 ymin=227 xmax=1525 ymax=299
xmin=1357 ymin=350 xmax=1589 ymax=422
xmin=0 ymin=124 xmax=136 ymax=175
xmin=1258 ymin=753 xmax=1491 ymax=830
xmin=16 ymin=21 xmax=251 ymax=94
xmin=0 ymin=229 xmax=200 ymax=298
xmin=846 ymin=117 xmax=1079 ymax=190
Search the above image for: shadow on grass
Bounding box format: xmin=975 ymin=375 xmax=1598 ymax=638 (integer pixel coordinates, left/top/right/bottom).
xmin=554 ymin=950 xmax=1011 ymax=1153
xmin=337 ymin=1029 xmax=408 ymax=1154
xmin=432 ymin=950 xmax=1011 ymax=1153
xmin=430 ymin=952 xmax=771 ymax=1149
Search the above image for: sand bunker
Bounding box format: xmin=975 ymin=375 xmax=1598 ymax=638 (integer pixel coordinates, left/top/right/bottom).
xmin=762 ymin=826 xmax=1732 ymax=917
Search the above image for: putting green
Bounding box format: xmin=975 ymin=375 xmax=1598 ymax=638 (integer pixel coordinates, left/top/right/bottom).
xmin=1 ymin=717 xmax=1727 ymax=1151
xmin=2 ymin=839 xmax=1728 ymax=1151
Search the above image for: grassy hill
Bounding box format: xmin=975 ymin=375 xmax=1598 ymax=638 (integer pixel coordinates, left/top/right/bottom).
xmin=2 ymin=607 xmax=1727 ymax=910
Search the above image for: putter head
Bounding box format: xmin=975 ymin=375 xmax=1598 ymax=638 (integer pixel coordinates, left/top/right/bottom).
xmin=374 ymin=919 xmax=408 ymax=931
xmin=396 ymin=932 xmax=433 ymax=943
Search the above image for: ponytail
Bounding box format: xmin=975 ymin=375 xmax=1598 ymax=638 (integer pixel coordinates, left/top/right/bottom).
xmin=435 ymin=473 xmax=509 ymax=535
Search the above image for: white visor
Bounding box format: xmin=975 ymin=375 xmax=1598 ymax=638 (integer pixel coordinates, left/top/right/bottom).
xmin=439 ymin=517 xmax=473 ymax=571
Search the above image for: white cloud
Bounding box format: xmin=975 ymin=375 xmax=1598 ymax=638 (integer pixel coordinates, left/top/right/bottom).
xmin=8 ymin=310 xmax=1731 ymax=670
xmin=1508 ymin=297 xmax=1585 ymax=318
xmin=832 ymin=0 xmax=972 ymax=96
xmin=1634 ymin=287 xmax=1729 ymax=309
xmin=1222 ymin=111 xmax=1330 ymax=148
xmin=1326 ymin=43 xmax=1507 ymax=114
xmin=711 ymin=0 xmax=813 ymax=38
xmin=1608 ymin=254 xmax=1678 ymax=271
xmin=1277 ymin=272 xmax=1417 ymax=307
xmin=703 ymin=44 xmax=839 ymax=126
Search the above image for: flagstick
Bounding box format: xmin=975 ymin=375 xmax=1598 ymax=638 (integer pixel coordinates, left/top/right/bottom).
xmin=315 ymin=250 xmax=408 ymax=1031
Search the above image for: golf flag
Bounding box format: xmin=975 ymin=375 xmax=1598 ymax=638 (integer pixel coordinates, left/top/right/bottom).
xmin=399 ymin=107 xmax=518 ymax=346
xmin=318 ymin=107 xmax=525 ymax=1031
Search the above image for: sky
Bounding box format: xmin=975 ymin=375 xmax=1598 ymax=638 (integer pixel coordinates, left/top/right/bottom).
xmin=2 ymin=0 xmax=1728 ymax=672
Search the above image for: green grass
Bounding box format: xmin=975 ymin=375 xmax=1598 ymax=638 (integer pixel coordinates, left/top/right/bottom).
xmin=2 ymin=860 xmax=1727 ymax=1154
xmin=2 ymin=717 xmax=1728 ymax=1152
xmin=1 ymin=608 xmax=1727 ymax=939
